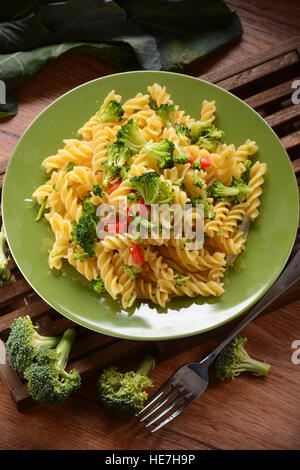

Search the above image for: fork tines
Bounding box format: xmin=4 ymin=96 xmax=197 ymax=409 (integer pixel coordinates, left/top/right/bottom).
xmin=137 ymin=380 xmax=194 ymax=433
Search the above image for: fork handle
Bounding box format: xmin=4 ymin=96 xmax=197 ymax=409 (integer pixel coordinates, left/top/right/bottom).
xmin=201 ymin=250 xmax=300 ymax=368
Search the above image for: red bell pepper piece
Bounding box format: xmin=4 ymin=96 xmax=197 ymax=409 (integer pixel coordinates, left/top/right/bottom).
xmin=130 ymin=244 xmax=145 ymax=266
xmin=109 ymin=178 xmax=122 ymax=193
xmin=188 ymin=155 xmax=196 ymax=165
xmin=200 ymin=157 xmax=211 ymax=168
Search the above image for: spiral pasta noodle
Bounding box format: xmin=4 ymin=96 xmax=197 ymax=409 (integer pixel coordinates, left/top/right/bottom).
xmin=245 ymin=162 xmax=267 ymax=221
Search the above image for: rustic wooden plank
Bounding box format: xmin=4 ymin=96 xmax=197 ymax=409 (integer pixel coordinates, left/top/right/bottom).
xmin=37 ymin=315 xmax=75 ymax=337
xmin=0 ymin=132 xmax=18 ymax=172
xmin=215 ymin=51 xmax=299 ymax=92
xmin=201 ymin=36 xmax=300 ymax=84
xmin=245 ymin=79 xmax=297 ymax=108
xmin=0 ymin=340 xmax=22 ymax=392
xmin=0 ymin=339 xmax=33 ymax=411
xmin=69 ymin=333 xmax=119 ymax=362
xmin=292 ymin=158 xmax=300 ymax=173
xmin=0 ymin=299 xmax=52 ymax=337
xmin=282 ymin=131 xmax=300 ymax=152
xmin=0 ymin=278 xmax=33 ymax=307
xmin=71 ymin=339 xmax=154 ymax=378
xmin=265 ymin=104 xmax=300 ymax=127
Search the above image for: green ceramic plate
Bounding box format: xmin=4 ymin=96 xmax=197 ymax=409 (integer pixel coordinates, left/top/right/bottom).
xmin=2 ymin=71 xmax=299 ymax=340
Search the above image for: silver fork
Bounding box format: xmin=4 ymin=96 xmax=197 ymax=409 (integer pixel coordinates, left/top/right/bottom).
xmin=138 ymin=250 xmax=300 ymax=433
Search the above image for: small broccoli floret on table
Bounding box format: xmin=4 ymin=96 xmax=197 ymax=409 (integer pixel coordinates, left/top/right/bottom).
xmin=0 ymin=224 xmax=10 ymax=287
xmin=24 ymin=328 xmax=81 ymax=405
xmin=215 ymin=335 xmax=270 ymax=381
xmin=98 ymin=355 xmax=155 ymax=418
xmin=144 ymin=139 xmax=174 ymax=169
xmin=96 ymin=99 xmax=124 ymax=123
xmin=130 ymin=172 xmax=174 ymax=205
xmin=117 ymin=119 xmax=147 ymax=153
xmin=6 ymin=315 xmax=61 ymax=373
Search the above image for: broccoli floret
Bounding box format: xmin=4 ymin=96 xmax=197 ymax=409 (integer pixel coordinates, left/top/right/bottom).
xmin=67 ymin=162 xmax=74 ymax=172
xmin=130 ymin=215 xmax=154 ymax=233
xmin=211 ymin=179 xmax=252 ymax=203
xmin=24 ymin=328 xmax=81 ymax=405
xmin=82 ymin=196 xmax=98 ymax=221
xmin=117 ymin=119 xmax=147 ymax=153
xmin=157 ymin=104 xmax=175 ymax=127
xmin=188 ymin=120 xmax=224 ymax=146
xmin=193 ymin=171 xmax=204 ymax=188
xmin=241 ymin=159 xmax=253 ymax=184
xmin=71 ymin=216 xmax=97 ymax=258
xmin=197 ymin=136 xmax=218 ymax=151
xmin=123 ymin=264 xmax=138 ymax=280
xmin=232 ymin=177 xmax=253 ymax=203
xmin=0 ymin=225 xmax=10 ymax=287
xmin=144 ymin=139 xmax=174 ymax=169
xmin=215 ymin=335 xmax=270 ymax=381
xmin=149 ymin=96 xmax=158 ymax=111
xmin=192 ymin=161 xmax=201 ymax=171
xmin=98 ymin=355 xmax=155 ymax=418
xmin=173 ymin=154 xmax=189 ymax=165
xmin=173 ymin=142 xmax=189 ymax=164
xmin=173 ymin=154 xmax=189 ymax=164
xmin=120 ymin=165 xmax=131 ymax=181
xmin=211 ymin=180 xmax=239 ymax=199
xmin=130 ymin=172 xmax=174 ymax=205
xmin=92 ymin=184 xmax=104 ymax=198
xmin=6 ymin=316 xmax=60 ymax=373
xmin=188 ymin=120 xmax=212 ymax=144
xmin=206 ymin=127 xmax=224 ymax=141
xmin=35 ymin=197 xmax=48 ymax=222
xmin=191 ymin=197 xmax=216 ymax=220
xmin=175 ymin=276 xmax=190 ymax=287
xmin=174 ymin=123 xmax=189 ymax=145
xmin=96 ymin=99 xmax=124 ymax=123
xmin=70 ymin=197 xmax=98 ymax=257
xmin=91 ymin=278 xmax=105 ymax=294
xmin=73 ymin=250 xmax=88 ymax=261
xmin=103 ymin=141 xmax=132 ymax=186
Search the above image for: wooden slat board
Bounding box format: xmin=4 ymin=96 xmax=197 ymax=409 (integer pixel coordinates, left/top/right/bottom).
xmin=0 ymin=37 xmax=300 ymax=413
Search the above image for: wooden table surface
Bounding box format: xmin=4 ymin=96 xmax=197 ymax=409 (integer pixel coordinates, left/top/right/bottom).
xmin=1 ymin=0 xmax=300 ymax=450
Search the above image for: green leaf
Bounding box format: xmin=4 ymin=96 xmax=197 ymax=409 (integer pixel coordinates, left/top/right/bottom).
xmin=0 ymin=0 xmax=242 ymax=119
xmin=40 ymin=0 xmax=161 ymax=70
xmin=0 ymin=14 xmax=53 ymax=53
xmin=0 ymin=42 xmax=138 ymax=88
xmin=0 ymin=0 xmax=41 ymax=22
xmin=115 ymin=0 xmax=243 ymax=70
xmin=0 ymin=91 xmax=18 ymax=118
